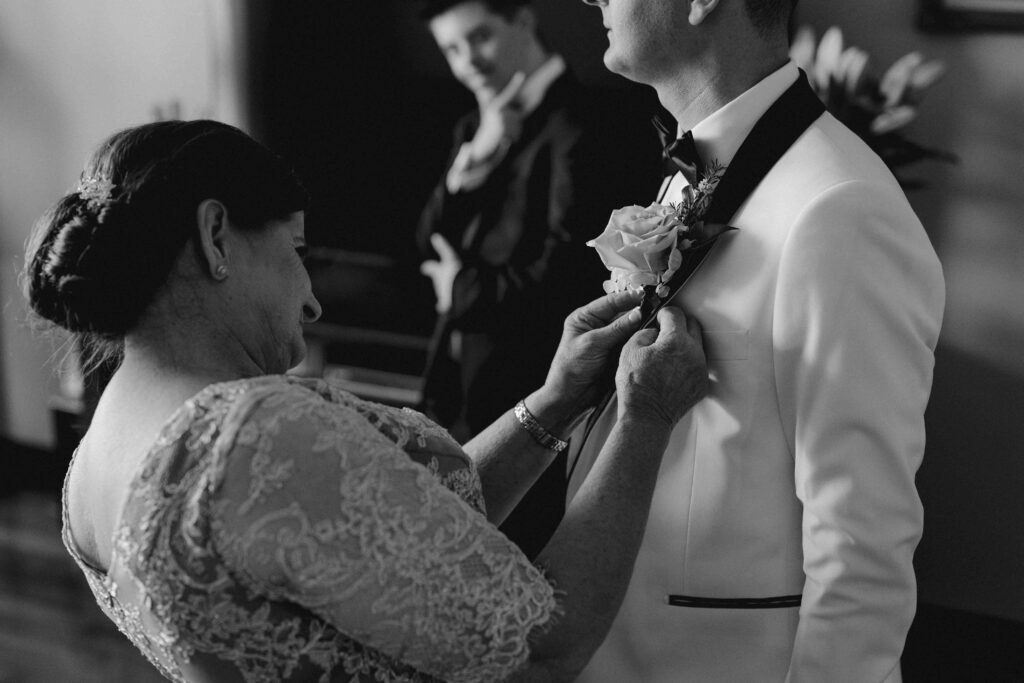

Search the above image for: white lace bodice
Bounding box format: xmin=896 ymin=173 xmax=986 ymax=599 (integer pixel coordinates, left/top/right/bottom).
xmin=62 ymin=376 xmax=556 ymax=682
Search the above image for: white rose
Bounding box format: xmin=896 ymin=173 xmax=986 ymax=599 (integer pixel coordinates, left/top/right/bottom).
xmin=587 ymin=204 xmax=682 ymax=292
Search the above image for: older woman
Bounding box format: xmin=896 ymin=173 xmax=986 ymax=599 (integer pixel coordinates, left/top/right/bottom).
xmin=24 ymin=120 xmax=707 ymax=683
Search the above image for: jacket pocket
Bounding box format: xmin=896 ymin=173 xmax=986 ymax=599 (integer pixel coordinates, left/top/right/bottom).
xmin=667 ymin=594 xmax=801 ymax=608
xmin=703 ymin=330 xmax=749 ymax=361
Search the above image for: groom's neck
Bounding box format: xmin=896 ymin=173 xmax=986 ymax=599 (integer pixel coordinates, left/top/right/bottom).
xmin=655 ymin=40 xmax=789 ymax=132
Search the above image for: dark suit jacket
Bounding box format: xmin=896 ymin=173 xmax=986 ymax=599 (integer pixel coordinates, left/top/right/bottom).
xmin=417 ymin=71 xmax=660 ymax=557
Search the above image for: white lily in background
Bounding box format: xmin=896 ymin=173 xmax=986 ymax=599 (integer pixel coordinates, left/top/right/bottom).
xmin=880 ymin=51 xmax=947 ymax=107
xmin=793 ymin=26 xmax=870 ymax=100
xmin=790 ymin=25 xmax=955 ymax=186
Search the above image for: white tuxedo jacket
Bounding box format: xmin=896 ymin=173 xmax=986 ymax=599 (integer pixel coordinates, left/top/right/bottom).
xmin=568 ymin=80 xmax=945 ymax=682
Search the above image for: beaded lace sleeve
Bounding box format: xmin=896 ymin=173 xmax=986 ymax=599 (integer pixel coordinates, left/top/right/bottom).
xmin=210 ymin=387 xmax=556 ymax=683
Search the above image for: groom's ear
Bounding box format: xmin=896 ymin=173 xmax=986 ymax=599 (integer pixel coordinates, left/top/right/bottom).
xmin=688 ymin=0 xmax=722 ymax=26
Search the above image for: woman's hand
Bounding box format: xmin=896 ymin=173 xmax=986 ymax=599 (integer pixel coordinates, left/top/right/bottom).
xmin=616 ymin=305 xmax=708 ymax=428
xmin=531 ymin=291 xmax=645 ymax=427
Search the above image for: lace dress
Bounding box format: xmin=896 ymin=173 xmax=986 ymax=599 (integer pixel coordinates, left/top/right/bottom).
xmin=61 ymin=376 xmax=557 ymax=682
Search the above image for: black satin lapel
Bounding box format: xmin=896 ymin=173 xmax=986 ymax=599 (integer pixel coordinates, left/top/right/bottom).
xmin=703 ymin=71 xmax=825 ymax=225
xmin=644 ymin=71 xmax=825 ymax=322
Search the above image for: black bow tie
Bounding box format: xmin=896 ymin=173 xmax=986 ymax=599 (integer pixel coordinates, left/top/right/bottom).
xmin=653 ymin=115 xmax=704 ymax=185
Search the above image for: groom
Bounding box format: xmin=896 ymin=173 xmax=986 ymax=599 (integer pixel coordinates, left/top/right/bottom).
xmin=569 ymin=1 xmax=945 ymax=681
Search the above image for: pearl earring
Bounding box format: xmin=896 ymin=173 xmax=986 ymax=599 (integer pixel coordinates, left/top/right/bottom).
xmin=214 ymin=264 xmax=228 ymax=280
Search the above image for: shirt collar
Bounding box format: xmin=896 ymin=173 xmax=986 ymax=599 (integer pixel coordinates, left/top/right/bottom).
xmin=684 ymin=61 xmax=799 ymax=169
xmin=516 ymin=54 xmax=566 ymax=115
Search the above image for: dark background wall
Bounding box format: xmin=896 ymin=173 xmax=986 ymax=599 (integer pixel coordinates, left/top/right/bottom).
xmin=243 ymin=0 xmax=659 ymax=258
xmin=245 ymin=2 xmax=467 ymax=258
xmin=241 ymin=0 xmax=661 ymax=339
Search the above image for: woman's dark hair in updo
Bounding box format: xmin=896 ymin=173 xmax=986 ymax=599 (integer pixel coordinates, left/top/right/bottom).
xmin=24 ymin=120 xmax=307 ymax=356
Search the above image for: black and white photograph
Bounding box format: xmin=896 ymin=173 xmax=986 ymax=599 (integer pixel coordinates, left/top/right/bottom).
xmin=1 ymin=1 xmax=1022 ymax=681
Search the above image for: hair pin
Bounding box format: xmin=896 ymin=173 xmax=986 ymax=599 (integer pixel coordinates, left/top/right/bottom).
xmin=77 ymin=174 xmax=116 ymax=210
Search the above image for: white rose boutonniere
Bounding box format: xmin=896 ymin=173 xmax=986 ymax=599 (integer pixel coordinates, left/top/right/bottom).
xmin=589 ymin=203 xmax=686 ymax=298
xmin=588 ymin=162 xmax=734 ymax=314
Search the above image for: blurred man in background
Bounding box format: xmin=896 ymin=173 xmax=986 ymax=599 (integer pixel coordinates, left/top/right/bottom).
xmin=416 ymin=0 xmax=658 ymax=557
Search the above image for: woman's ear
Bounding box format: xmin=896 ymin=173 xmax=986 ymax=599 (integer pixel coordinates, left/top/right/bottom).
xmin=195 ymin=199 xmax=231 ymax=280
xmin=689 ymin=0 xmax=721 ymax=26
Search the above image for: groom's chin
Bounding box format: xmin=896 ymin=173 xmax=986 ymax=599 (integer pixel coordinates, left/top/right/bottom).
xmin=603 ymin=54 xmax=641 ymax=83
xmin=603 ymin=51 xmax=624 ymax=75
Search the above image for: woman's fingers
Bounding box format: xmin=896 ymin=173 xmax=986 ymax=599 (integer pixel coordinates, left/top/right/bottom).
xmin=566 ymin=291 xmax=643 ymax=335
xmin=625 ymin=327 xmax=659 ymax=350
xmin=651 ymin=307 xmax=704 ymax=356
xmin=652 ymin=306 xmax=685 ymax=342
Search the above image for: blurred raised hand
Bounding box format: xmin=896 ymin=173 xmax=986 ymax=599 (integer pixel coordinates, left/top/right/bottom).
xmin=420 ymin=233 xmax=461 ymax=314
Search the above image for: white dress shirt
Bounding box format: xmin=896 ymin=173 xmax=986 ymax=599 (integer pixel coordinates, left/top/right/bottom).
xmin=659 ymin=62 xmax=799 ymax=204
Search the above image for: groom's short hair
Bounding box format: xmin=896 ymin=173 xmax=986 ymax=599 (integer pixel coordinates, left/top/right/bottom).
xmin=743 ymin=0 xmax=798 ymax=38
xmin=419 ymin=0 xmax=530 ymax=22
